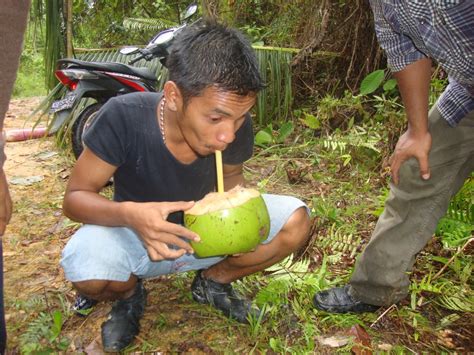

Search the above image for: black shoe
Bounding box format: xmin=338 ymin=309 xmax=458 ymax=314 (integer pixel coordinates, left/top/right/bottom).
xmin=73 ymin=294 xmax=98 ymax=316
xmin=313 ymin=285 xmax=379 ymax=313
xmin=101 ymin=281 xmax=147 ymax=352
xmin=191 ymin=270 xmax=260 ymax=324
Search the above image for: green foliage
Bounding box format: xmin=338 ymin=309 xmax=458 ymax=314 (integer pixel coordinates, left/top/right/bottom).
xmin=359 ymin=69 xmax=385 ymax=96
xmin=318 ymin=224 xmax=361 ymax=258
xmin=255 ymin=122 xmax=294 ymax=147
xmin=20 ymin=311 xmax=69 ymax=353
xmin=16 ymin=294 xmax=71 ymax=354
xmin=44 ymin=0 xmax=65 ymax=90
xmin=123 ymin=17 xmax=176 ymax=32
xmin=411 ymin=275 xmax=473 ymax=312
xmin=436 ymin=177 xmax=474 ymax=248
xmin=254 ymin=47 xmax=294 ymax=125
xmin=13 ymin=47 xmax=47 ymax=98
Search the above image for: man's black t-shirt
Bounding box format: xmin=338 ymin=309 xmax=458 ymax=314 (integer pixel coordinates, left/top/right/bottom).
xmin=83 ymin=92 xmax=254 ymax=223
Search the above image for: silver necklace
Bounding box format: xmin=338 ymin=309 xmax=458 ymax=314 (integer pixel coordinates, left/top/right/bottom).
xmin=159 ymin=97 xmax=166 ymax=144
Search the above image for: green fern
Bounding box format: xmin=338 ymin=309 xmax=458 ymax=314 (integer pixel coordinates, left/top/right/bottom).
xmin=318 ymin=224 xmax=361 ymax=258
xmin=255 ymin=255 xmax=332 ymax=306
xmin=123 ymin=17 xmax=176 ymax=32
xmin=318 ymin=127 xmax=381 ymax=156
xmin=320 ymin=136 xmax=347 ymax=153
xmin=436 ymin=176 xmax=473 ymax=248
xmin=411 ymin=276 xmax=473 ymax=312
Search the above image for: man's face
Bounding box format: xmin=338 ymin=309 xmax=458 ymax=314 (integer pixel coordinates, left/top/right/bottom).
xmin=176 ymin=86 xmax=256 ymax=156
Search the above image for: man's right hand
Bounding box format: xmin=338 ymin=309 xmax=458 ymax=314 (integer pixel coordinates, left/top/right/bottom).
xmin=124 ymin=200 xmax=200 ymax=261
xmin=389 ymin=129 xmax=432 ymax=185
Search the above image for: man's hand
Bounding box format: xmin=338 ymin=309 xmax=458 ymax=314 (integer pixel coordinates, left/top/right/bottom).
xmin=389 ymin=129 xmax=432 ymax=185
xmin=125 ymin=200 xmax=200 ymax=261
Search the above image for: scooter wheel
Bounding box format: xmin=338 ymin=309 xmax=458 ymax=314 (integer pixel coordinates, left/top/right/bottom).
xmin=71 ymin=103 xmax=103 ymax=159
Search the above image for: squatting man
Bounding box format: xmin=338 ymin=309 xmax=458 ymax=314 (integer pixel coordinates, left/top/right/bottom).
xmin=60 ymin=21 xmax=311 ymax=351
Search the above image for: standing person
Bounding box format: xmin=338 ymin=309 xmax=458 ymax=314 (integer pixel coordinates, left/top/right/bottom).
xmin=0 ymin=1 xmax=31 ymax=352
xmin=60 ymin=22 xmax=311 ymax=351
xmin=313 ymin=0 xmax=473 ymax=313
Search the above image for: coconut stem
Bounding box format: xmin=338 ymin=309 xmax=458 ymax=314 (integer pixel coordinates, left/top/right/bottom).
xmin=215 ymin=150 xmax=224 ymax=193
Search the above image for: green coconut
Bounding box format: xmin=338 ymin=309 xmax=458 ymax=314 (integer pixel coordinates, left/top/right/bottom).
xmin=184 ymin=186 xmax=270 ymax=257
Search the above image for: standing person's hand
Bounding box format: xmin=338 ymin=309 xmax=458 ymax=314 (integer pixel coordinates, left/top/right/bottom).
xmin=0 ymin=135 xmax=12 ymax=236
xmin=0 ymin=171 xmax=12 ymax=236
xmin=389 ymin=129 xmax=432 ymax=185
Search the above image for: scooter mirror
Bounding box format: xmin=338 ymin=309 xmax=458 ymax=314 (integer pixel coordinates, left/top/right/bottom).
xmin=149 ymin=29 xmax=175 ymax=47
xmin=181 ymin=3 xmax=198 ymax=22
xmin=120 ymin=47 xmax=139 ymax=55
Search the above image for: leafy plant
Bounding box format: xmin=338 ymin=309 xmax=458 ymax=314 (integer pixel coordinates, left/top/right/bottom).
xmin=20 ymin=310 xmax=69 ymax=353
xmin=255 ymin=122 xmax=294 ymax=147
xmin=318 ymin=224 xmax=361 ymax=258
xmin=359 ymin=69 xmax=398 ymax=97
xmin=359 ymin=69 xmax=385 ymax=96
xmin=411 ymin=275 xmax=473 ymax=312
xmin=436 ymin=176 xmax=473 ymax=248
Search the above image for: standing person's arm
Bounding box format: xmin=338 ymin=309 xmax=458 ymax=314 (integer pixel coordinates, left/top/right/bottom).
xmin=370 ymin=0 xmax=432 ymax=184
xmin=0 ymin=0 xmax=30 ymax=234
xmin=390 ymin=58 xmax=432 ymax=184
xmin=0 ymin=1 xmax=31 ymax=352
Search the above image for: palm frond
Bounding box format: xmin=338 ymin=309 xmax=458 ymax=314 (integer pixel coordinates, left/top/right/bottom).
xmin=436 ymin=176 xmax=474 ymax=248
xmin=318 ymin=224 xmax=361 ymax=258
xmin=318 ymin=127 xmax=381 ymax=155
xmin=255 ymin=47 xmax=293 ymax=126
xmin=123 ymin=17 xmax=176 ymax=32
xmin=412 ymin=275 xmax=474 ymax=312
xmin=44 ymin=0 xmax=65 ymax=90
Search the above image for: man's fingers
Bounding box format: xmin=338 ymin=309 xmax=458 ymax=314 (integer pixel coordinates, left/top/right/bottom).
xmin=418 ymin=155 xmax=431 ymax=180
xmin=146 ymin=247 xmax=165 ymax=261
xmin=165 ymin=222 xmax=200 ymax=242
xmin=158 ymin=232 xmax=195 ymax=253
xmin=153 ymin=242 xmax=188 ymax=260
xmin=390 ymin=155 xmax=401 ymax=185
xmin=146 ymin=240 xmax=188 ymax=261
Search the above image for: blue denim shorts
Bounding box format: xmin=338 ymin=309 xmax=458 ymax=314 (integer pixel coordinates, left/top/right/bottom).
xmin=60 ymin=194 xmax=308 ymax=282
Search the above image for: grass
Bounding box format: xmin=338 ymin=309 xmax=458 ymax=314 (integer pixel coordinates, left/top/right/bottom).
xmin=12 ymin=49 xmax=47 ymax=98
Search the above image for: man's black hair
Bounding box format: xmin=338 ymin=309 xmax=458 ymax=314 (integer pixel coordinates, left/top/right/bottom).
xmin=166 ymin=21 xmax=265 ymax=103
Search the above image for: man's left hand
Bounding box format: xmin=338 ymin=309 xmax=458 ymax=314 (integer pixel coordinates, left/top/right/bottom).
xmin=389 ymin=128 xmax=432 ymax=185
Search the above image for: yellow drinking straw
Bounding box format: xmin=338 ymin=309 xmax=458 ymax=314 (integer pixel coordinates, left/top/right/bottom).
xmin=215 ymin=150 xmax=224 ymax=193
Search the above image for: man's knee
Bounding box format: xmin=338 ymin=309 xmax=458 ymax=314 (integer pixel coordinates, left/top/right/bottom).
xmin=73 ymin=279 xmax=109 ymax=298
xmin=279 ymin=207 xmax=311 ymax=252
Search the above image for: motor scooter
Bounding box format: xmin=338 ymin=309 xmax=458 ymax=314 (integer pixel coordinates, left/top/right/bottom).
xmin=50 ymin=3 xmax=198 ymax=158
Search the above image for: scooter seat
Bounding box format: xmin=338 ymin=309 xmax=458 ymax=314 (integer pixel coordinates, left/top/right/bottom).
xmin=57 ymin=59 xmax=157 ymax=81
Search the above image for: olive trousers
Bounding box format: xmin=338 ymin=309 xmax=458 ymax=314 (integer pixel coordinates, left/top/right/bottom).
xmin=349 ymin=106 xmax=474 ymax=306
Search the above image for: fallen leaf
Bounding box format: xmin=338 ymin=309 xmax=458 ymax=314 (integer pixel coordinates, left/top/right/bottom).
xmin=317 ymin=335 xmax=353 ymax=347
xmin=9 ymin=175 xmax=44 ymax=185
xmin=34 ymin=151 xmax=57 ymax=160
xmin=349 ymin=324 xmax=372 ymax=355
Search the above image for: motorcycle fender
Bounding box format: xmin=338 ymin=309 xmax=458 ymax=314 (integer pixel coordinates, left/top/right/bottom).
xmin=49 ymin=109 xmax=71 ymax=134
xmin=49 ymin=86 xmax=89 ymax=133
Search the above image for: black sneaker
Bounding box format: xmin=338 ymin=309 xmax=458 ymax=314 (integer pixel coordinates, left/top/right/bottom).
xmin=191 ymin=270 xmax=260 ymax=324
xmin=101 ymin=281 xmax=147 ymax=352
xmin=313 ymin=285 xmax=379 ymax=313
xmin=73 ymin=294 xmax=98 ymax=316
